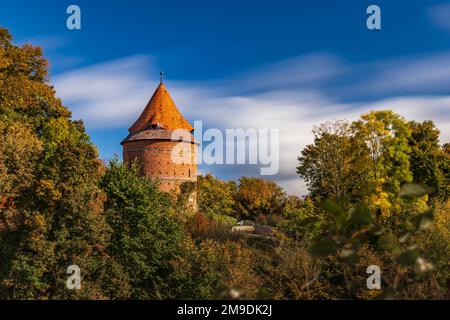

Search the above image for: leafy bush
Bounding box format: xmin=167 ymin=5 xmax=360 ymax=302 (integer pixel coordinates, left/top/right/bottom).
xmin=197 ymin=174 xmax=236 ymax=218
xmin=168 ymin=237 xmax=262 ymax=299
xmin=308 ymin=183 xmax=445 ymax=299
xmin=101 ymin=159 xmax=183 ymax=299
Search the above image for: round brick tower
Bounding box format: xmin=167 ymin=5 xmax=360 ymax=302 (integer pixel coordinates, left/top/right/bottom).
xmin=121 ymin=79 xmax=198 ymax=210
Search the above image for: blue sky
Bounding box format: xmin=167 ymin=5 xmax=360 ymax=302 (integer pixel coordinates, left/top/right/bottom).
xmin=2 ymin=0 xmax=450 ymax=194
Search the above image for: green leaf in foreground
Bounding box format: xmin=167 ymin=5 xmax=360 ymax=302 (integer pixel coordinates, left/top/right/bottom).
xmin=378 ymin=232 xmax=401 ymax=254
xmin=321 ymin=199 xmax=347 ymax=229
xmin=339 ymin=249 xmax=359 ymax=264
xmin=398 ymin=183 xmax=431 ymax=200
xmin=411 ymin=209 xmax=434 ymax=231
xmin=395 ymin=249 xmax=420 ymax=267
xmin=349 ymin=205 xmax=373 ymax=226
xmin=310 ymin=237 xmax=337 ymax=257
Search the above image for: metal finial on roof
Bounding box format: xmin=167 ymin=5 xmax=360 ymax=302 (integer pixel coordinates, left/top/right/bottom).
xmin=160 ymin=71 xmax=164 ymax=83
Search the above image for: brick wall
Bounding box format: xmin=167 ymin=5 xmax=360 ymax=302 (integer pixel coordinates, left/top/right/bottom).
xmin=123 ymin=138 xmax=198 ymax=209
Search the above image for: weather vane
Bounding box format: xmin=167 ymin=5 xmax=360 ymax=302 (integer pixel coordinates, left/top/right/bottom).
xmin=160 ymin=71 xmax=164 ymax=83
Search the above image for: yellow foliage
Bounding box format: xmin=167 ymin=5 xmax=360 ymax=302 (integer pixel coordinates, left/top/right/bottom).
xmin=0 ymin=122 xmax=43 ymax=198
xmin=170 ymin=236 xmax=263 ymax=298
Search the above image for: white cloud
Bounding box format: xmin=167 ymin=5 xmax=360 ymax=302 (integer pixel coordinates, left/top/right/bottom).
xmin=52 ymin=53 xmax=450 ymax=196
xmin=53 ymin=55 xmax=158 ymax=128
xmin=179 ymin=89 xmax=450 ymax=195
xmin=353 ymin=52 xmax=450 ymax=95
xmin=233 ymin=53 xmax=345 ymax=93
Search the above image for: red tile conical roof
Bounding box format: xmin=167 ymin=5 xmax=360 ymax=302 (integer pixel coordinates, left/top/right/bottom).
xmin=128 ymin=82 xmax=193 ymax=133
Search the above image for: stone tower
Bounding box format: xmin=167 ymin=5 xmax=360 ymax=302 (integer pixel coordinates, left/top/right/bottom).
xmin=121 ymin=78 xmax=198 ymax=209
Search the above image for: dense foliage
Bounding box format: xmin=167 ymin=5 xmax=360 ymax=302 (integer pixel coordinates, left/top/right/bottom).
xmin=101 ymin=159 xmax=182 ymax=299
xmin=0 ymin=27 xmax=122 ymax=299
xmin=0 ymin=27 xmax=448 ymax=300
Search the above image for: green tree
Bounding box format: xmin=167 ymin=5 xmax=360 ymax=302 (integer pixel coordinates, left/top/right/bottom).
xmin=197 ymin=174 xmax=236 ymax=218
xmin=414 ymin=199 xmax=450 ymax=288
xmin=298 ymin=111 xmax=414 ymax=217
xmin=168 ymin=237 xmax=262 ymax=299
xmin=408 ymin=120 xmax=449 ymax=201
xmin=443 ymin=143 xmax=450 ymax=199
xmin=352 ymin=110 xmax=413 ymax=217
xmin=101 ymin=159 xmax=182 ymax=299
xmin=279 ymin=196 xmax=323 ymax=241
xmin=297 ymin=120 xmax=370 ymax=206
xmin=0 ymin=27 xmax=125 ymax=299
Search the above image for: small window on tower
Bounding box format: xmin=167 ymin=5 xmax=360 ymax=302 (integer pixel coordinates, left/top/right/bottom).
xmin=188 ymin=169 xmax=191 ymax=177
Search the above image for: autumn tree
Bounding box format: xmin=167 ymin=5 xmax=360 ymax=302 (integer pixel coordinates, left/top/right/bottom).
xmin=234 ymin=177 xmax=286 ymax=219
xmin=298 ymin=111 xmax=416 ymax=217
xmin=408 ymin=120 xmax=449 ymax=201
xmin=297 ymin=120 xmax=370 ymax=206
xmin=352 ymin=110 xmax=413 ymax=216
xmin=197 ymin=174 xmax=236 ymax=218
xmin=167 ymin=237 xmax=262 ymax=299
xmin=0 ymin=27 xmax=126 ymax=299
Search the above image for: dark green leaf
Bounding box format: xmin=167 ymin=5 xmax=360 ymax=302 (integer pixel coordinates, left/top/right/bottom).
xmin=339 ymin=249 xmax=359 ymax=264
xmin=395 ymin=249 xmax=420 ymax=267
xmin=399 ymin=183 xmax=431 ymax=200
xmin=310 ymin=237 xmax=337 ymax=257
xmin=321 ymin=199 xmax=347 ymax=230
xmin=411 ymin=209 xmax=434 ymax=231
xmin=349 ymin=206 xmax=373 ymax=226
xmin=378 ymin=232 xmax=401 ymax=254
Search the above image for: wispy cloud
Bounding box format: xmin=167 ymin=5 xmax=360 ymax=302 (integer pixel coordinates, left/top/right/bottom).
xmin=16 ymin=35 xmax=83 ymax=69
xmin=16 ymin=35 xmax=69 ymax=51
xmin=428 ymin=3 xmax=450 ymax=32
xmin=232 ymin=53 xmax=346 ymax=94
xmin=350 ymin=52 xmax=450 ymax=96
xmin=52 ymin=52 xmax=450 ymax=195
xmin=54 ymin=55 xmax=158 ymax=128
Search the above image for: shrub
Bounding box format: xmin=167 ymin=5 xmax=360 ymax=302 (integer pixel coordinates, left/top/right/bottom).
xmin=101 ymin=159 xmax=183 ymax=299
